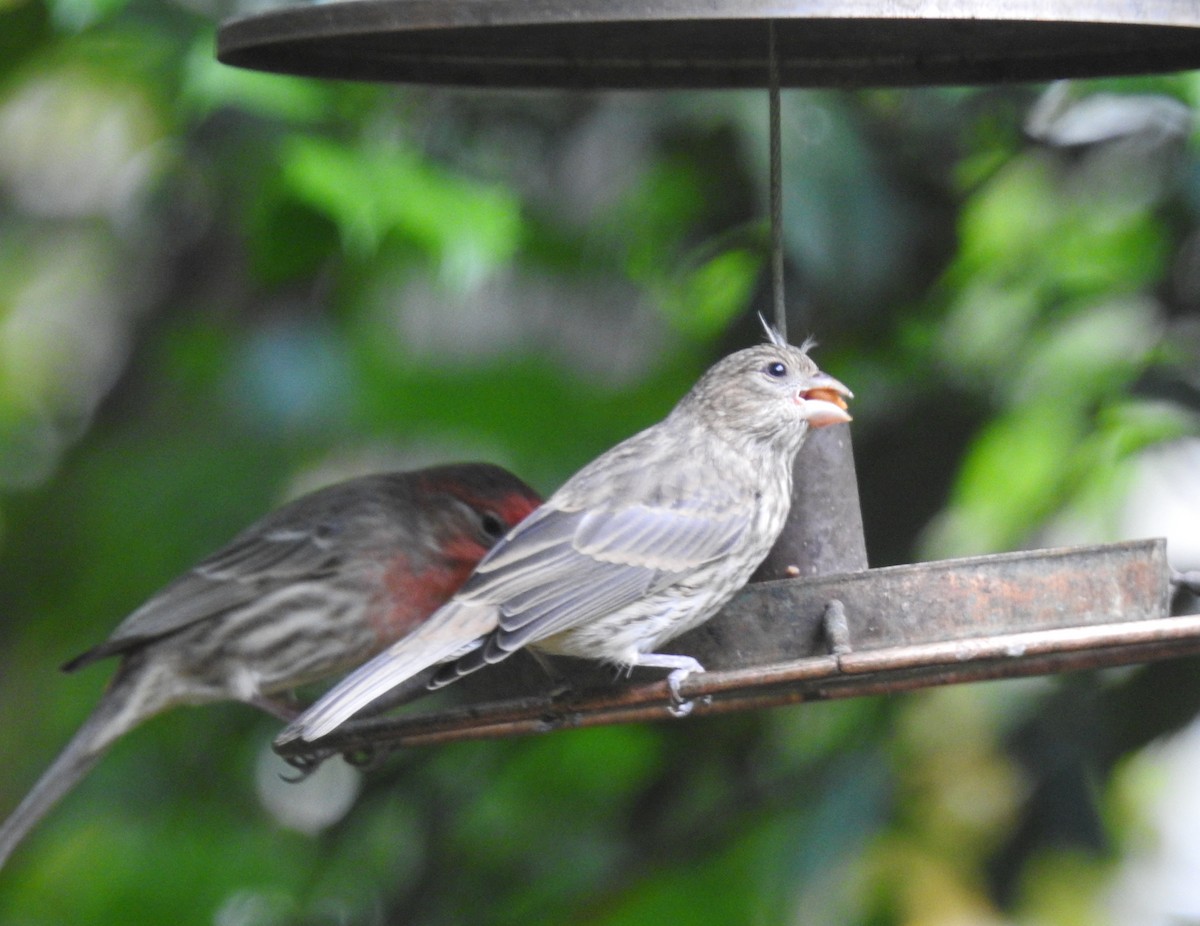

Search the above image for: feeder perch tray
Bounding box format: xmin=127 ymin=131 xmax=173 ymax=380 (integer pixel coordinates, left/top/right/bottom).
xmin=274 ymin=537 xmax=1200 ymax=763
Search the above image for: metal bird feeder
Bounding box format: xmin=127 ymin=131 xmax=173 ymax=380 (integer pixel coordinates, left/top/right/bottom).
xmin=213 ymin=0 xmax=1200 ymax=763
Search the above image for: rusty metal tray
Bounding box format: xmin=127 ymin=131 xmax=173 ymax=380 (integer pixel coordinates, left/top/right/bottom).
xmin=275 ymin=537 xmax=1200 ymax=762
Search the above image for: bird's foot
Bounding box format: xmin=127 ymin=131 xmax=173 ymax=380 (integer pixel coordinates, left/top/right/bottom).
xmin=279 ymin=749 xmax=333 ymax=781
xmin=630 ymin=653 xmax=705 ymax=718
xmin=527 ymin=650 xmax=575 ymax=701
xmin=279 ymin=744 xmax=383 ymax=782
xmin=665 ymin=668 xmax=696 ymax=717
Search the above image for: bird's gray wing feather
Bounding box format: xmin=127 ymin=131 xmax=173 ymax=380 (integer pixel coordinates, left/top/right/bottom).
xmin=66 ymin=525 xmax=345 ymax=669
xmin=574 ymin=503 xmax=746 ymax=567
xmin=195 ymin=526 xmax=342 ymax=579
xmin=456 ymin=497 xmax=748 ymax=653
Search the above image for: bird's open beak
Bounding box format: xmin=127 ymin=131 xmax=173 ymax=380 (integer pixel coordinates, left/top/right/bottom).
xmin=797 ymin=373 xmax=853 ymax=427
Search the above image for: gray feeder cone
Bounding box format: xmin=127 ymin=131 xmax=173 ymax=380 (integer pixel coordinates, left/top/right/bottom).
xmin=752 ymin=423 xmax=867 ymax=581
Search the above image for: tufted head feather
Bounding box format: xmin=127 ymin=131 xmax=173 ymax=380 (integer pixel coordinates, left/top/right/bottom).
xmin=756 ymin=312 xmax=815 ymax=355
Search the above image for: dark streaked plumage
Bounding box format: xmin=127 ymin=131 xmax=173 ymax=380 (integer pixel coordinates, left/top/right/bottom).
xmin=285 ymin=335 xmax=852 ymax=743
xmin=0 ymin=463 xmax=541 ymax=869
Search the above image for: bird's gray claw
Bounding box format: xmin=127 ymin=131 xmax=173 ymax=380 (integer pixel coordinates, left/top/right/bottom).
xmin=280 ymin=750 xmax=330 ymax=780
xmin=666 ymin=668 xmax=697 ymax=717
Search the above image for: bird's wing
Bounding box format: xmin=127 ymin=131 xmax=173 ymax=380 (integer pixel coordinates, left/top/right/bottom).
xmin=194 ymin=524 xmax=345 ymax=580
xmin=63 ymin=524 xmax=345 ymax=671
xmin=461 ymin=495 xmax=749 ymax=652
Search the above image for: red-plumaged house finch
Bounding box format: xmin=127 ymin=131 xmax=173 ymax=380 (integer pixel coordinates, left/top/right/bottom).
xmin=283 ymin=330 xmax=852 ymax=744
xmin=0 ymin=463 xmax=541 ymax=869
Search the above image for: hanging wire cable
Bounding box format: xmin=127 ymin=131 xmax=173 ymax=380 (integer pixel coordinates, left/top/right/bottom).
xmin=768 ymin=19 xmax=787 ymax=341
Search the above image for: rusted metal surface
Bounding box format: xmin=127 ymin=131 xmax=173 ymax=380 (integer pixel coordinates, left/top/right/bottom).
xmin=216 ymin=0 xmax=1200 ymax=89
xmin=275 ymin=538 xmax=1197 ymax=764
xmin=673 ymin=536 xmax=1170 ymax=669
xmin=277 ymin=614 xmax=1200 ymax=756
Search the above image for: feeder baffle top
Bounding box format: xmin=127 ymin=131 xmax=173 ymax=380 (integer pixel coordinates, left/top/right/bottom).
xmin=217 ymin=0 xmax=1200 ymax=89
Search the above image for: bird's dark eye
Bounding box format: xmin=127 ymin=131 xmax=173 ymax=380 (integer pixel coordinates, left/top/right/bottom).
xmin=764 ymin=361 xmax=788 ymax=378
xmin=479 ymin=512 xmax=506 ymax=540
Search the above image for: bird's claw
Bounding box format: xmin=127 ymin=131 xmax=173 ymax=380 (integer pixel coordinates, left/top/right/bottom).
xmin=280 ymin=750 xmax=332 ymax=781
xmin=666 ymin=668 xmax=701 ymax=718
xmin=279 ymin=743 xmax=383 ymax=781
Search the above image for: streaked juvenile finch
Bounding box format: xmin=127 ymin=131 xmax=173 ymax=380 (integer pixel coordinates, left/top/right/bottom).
xmin=283 ymin=330 xmax=852 ymax=744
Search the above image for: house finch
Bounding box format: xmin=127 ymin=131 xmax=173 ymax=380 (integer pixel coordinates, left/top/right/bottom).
xmin=283 ymin=330 xmax=852 ymax=744
xmin=0 ymin=462 xmax=541 ymax=869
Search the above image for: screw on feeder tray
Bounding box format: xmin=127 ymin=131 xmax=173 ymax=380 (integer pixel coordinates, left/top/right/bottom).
xmin=822 ymin=599 xmax=852 ymax=656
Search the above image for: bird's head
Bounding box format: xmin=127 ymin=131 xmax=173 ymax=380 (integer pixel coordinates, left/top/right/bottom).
xmin=416 ymin=463 xmax=543 ymax=555
xmin=684 ymin=333 xmax=852 ymax=454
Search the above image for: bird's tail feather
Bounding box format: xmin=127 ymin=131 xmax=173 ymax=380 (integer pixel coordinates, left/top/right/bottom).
xmin=0 ymin=668 xmax=151 ymax=870
xmin=280 ymin=600 xmax=494 ymax=743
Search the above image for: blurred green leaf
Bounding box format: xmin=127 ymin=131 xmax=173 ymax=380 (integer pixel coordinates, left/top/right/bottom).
xmin=614 ymin=158 xmax=707 ymax=280
xmin=0 ymin=0 xmax=51 ymax=78
xmin=280 ymin=135 xmax=522 ymax=282
xmin=659 ymin=247 xmax=762 ymax=339
xmin=1093 ymin=399 xmax=1200 ymax=460
xmin=1008 ymin=297 xmax=1160 ymax=407
xmin=180 ymin=37 xmax=336 ymax=125
xmin=937 ymin=279 xmax=1043 ymax=379
xmin=47 ymin=0 xmax=126 ymax=31
xmin=925 ymin=403 xmax=1085 ymax=555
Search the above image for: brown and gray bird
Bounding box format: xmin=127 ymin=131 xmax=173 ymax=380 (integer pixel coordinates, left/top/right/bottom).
xmin=0 ymin=462 xmax=542 ymax=869
xmin=283 ymin=331 xmax=852 ymax=744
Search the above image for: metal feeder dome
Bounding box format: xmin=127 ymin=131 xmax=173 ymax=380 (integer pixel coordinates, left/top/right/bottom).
xmin=213 ymin=0 xmax=1200 ymax=762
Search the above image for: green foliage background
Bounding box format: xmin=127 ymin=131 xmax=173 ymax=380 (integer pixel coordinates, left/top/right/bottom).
xmin=0 ymin=0 xmax=1199 ymax=923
